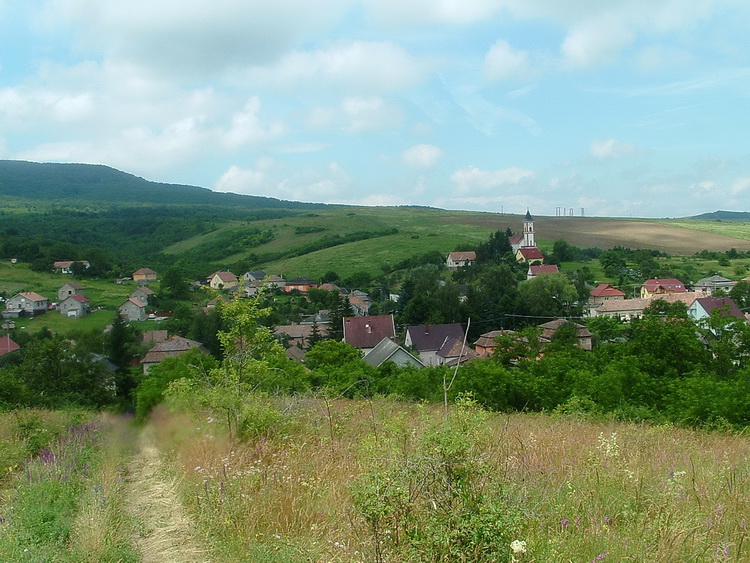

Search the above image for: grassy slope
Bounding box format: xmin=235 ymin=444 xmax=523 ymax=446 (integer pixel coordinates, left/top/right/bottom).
xmin=162 ymin=207 xmax=750 ymax=278
xmin=0 ymin=262 xmax=154 ymax=334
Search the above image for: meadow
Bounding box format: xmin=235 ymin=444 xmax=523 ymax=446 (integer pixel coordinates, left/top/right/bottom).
xmin=138 ymin=398 xmax=750 ymax=562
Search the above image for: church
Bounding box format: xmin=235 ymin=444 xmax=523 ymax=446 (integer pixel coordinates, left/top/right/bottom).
xmin=509 ymin=210 xmax=544 ymax=263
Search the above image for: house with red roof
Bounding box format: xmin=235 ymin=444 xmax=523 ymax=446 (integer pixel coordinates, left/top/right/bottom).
xmin=527 ymin=264 xmax=559 ymax=279
xmin=640 ymin=278 xmax=688 ymax=299
xmin=446 ymin=251 xmax=476 ymax=270
xmin=0 ymin=335 xmax=20 ymax=357
xmin=140 ymin=335 xmax=209 ymax=374
xmin=5 ymin=292 xmax=49 ymax=316
xmin=343 ymin=315 xmax=396 ymax=354
xmin=207 ymin=271 xmax=238 ymax=290
xmin=516 ymin=247 xmax=544 ymax=263
xmin=53 ymin=260 xmax=90 ymax=274
xmin=59 ymin=294 xmax=91 ymax=318
xmin=118 ymin=297 xmax=147 ymax=322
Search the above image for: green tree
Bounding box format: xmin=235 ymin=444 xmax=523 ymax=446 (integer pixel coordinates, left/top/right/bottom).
xmin=515 ymin=273 xmax=578 ymax=320
xmin=107 ymin=312 xmax=140 ymax=404
xmin=161 ymin=265 xmax=190 ymax=299
xmin=135 ymin=347 xmax=218 ymax=421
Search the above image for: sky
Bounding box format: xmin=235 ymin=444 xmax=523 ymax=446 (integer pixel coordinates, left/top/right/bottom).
xmin=2 ymin=1 xmax=750 ymax=218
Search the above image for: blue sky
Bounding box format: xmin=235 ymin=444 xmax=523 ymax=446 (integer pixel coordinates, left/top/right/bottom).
xmin=2 ymin=0 xmax=750 ymax=217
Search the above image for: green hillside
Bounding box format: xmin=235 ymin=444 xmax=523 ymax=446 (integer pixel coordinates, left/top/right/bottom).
xmin=3 ymin=160 xmax=750 ymax=280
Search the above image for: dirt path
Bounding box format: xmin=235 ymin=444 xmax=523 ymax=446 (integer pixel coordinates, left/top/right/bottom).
xmin=126 ymin=426 xmax=211 ymax=563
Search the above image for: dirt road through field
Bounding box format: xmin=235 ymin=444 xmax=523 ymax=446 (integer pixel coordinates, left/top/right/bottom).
xmin=126 ymin=426 xmax=210 ymax=563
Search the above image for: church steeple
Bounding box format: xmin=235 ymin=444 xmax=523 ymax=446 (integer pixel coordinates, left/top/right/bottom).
xmin=522 ymin=209 xmax=535 ymax=248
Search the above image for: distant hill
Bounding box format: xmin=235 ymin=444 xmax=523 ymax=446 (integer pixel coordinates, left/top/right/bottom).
xmin=0 ymin=160 xmax=322 ymax=210
xmin=690 ymin=210 xmax=750 ymax=221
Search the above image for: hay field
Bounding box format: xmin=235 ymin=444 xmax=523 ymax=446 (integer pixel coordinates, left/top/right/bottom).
xmin=440 ymin=214 xmax=750 ymax=254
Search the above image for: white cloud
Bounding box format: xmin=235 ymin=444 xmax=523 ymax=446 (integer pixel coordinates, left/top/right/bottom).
xmin=401 ymin=144 xmax=443 ymax=169
xmin=241 ymin=41 xmax=431 ymax=94
xmin=221 ymin=97 xmax=285 ymax=150
xmin=589 ymin=138 xmax=639 ymax=160
xmin=561 ymin=17 xmax=634 ymax=68
xmin=213 ymin=162 xmax=272 ymax=194
xmin=731 ymin=177 xmax=750 ymax=195
xmin=341 ymin=96 xmax=403 ymax=133
xmin=214 ymin=161 xmax=351 ymax=202
xmin=484 ymin=40 xmax=532 ymax=81
xmin=450 ymin=165 xmax=536 ymax=193
xmin=42 ymin=0 xmax=349 ymax=77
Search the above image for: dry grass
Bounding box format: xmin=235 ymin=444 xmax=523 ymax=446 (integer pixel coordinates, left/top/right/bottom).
xmin=146 ymin=399 xmax=750 ymax=562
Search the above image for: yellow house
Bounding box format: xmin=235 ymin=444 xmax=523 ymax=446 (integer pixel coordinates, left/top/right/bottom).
xmin=133 ymin=268 xmax=157 ymax=283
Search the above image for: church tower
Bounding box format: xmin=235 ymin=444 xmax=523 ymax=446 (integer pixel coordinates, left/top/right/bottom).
xmin=522 ymin=209 xmax=535 ymax=248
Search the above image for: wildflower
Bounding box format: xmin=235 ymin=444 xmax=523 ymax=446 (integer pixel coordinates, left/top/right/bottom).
xmin=560 ymin=518 xmax=569 ymax=530
xmin=591 ymin=553 xmax=608 ymax=562
xmin=511 ymin=539 xmax=527 ymax=554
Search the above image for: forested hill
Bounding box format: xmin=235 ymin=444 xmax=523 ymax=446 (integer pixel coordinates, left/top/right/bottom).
xmin=0 ymin=160 xmax=322 ymax=210
xmin=690 ymin=210 xmax=750 ymax=221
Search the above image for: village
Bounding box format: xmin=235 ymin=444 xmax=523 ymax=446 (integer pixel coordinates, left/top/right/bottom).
xmin=2 ymin=211 xmax=749 ymax=377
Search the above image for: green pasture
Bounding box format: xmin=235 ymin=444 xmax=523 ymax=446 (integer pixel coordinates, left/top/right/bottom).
xmin=662 ymin=219 xmax=750 ymax=241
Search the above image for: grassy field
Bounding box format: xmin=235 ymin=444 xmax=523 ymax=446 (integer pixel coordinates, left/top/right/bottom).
xmin=0 ymin=262 xmax=164 ymax=335
xmin=142 ymin=397 xmax=750 ymax=562
xmin=161 ymin=208 xmax=750 ymax=278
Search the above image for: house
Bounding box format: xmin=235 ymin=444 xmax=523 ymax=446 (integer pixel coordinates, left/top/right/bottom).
xmin=285 ymin=276 xmax=318 ymax=293
xmin=527 ymin=264 xmax=559 ymax=279
xmin=142 ymin=330 xmax=169 ymax=345
xmin=0 ymin=335 xmax=20 ymax=357
xmin=405 ymin=323 xmax=466 ymax=366
xmin=53 ymin=260 xmax=89 ymax=274
xmin=364 ymin=337 xmax=425 ymax=368
xmin=130 ymin=286 xmax=155 ymax=305
xmin=264 ymin=275 xmax=286 ymax=290
xmin=5 ymin=292 xmax=49 ymax=316
xmin=446 ymin=251 xmax=476 ymax=270
xmin=591 ymin=298 xmax=650 ymax=321
xmin=592 ymin=292 xmax=706 ymax=321
xmin=640 ymin=278 xmax=687 ymax=299
xmin=59 ymin=294 xmax=91 ymax=318
xmin=243 ymin=270 xmax=267 ymax=283
xmin=436 ymin=337 xmax=480 ymax=366
xmin=538 ymin=318 xmax=593 ymax=351
xmin=473 ymin=329 xmax=517 ymax=357
xmin=693 ymin=275 xmax=736 ymax=296
xmin=207 ymin=271 xmax=238 ymax=290
xmin=274 ymin=323 xmax=327 ymax=349
xmin=348 ymin=290 xmax=371 ymax=316
xmin=589 ymin=283 xmax=625 ymax=305
xmin=516 ymin=247 xmax=545 ymax=264
xmin=587 ymin=283 xmax=626 ymax=315
xmin=118 ymin=298 xmax=147 ymax=322
xmin=133 ymin=268 xmax=158 ymax=284
xmin=343 ymin=315 xmax=396 ymax=353
xmin=57 ymin=282 xmax=85 ymax=301
xmin=140 ymin=335 xmax=209 ymax=374
xmin=688 ymin=297 xmax=745 ymax=324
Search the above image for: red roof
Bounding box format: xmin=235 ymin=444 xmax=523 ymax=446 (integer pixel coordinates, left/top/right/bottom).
xmin=448 ymin=251 xmax=476 ymax=261
xmin=517 ymin=247 xmax=544 ymax=261
xmin=529 ymin=265 xmax=559 ymax=275
xmin=0 ymin=335 xmax=20 ymax=356
xmin=642 ymin=278 xmax=686 ymax=293
xmin=406 ymin=323 xmax=465 ymax=351
xmin=343 ymin=315 xmax=396 ymax=349
xmin=590 ymin=283 xmax=625 ymax=298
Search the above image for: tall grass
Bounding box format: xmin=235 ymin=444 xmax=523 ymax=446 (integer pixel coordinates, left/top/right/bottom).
xmin=0 ymin=413 xmax=139 ymax=562
xmin=150 ymin=397 xmax=750 ymax=562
